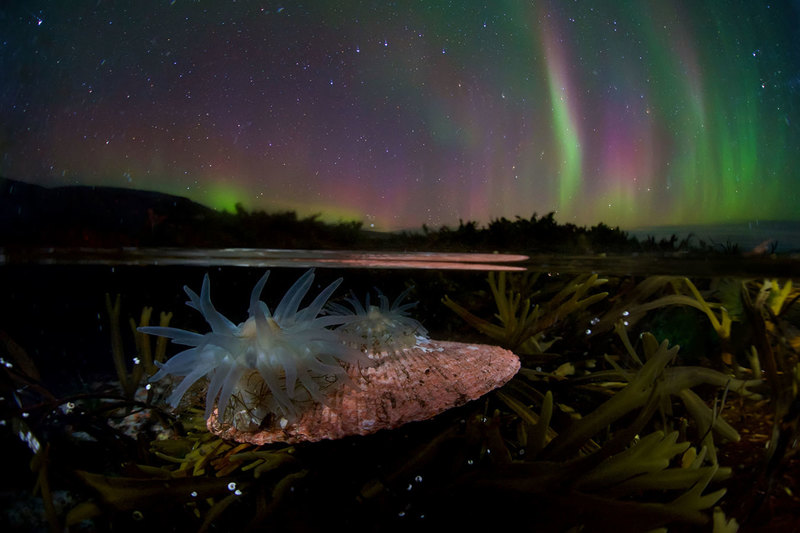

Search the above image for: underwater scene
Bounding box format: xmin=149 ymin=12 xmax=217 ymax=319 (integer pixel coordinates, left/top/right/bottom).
xmin=1 ymin=251 xmax=799 ymax=532
xmin=2 ymin=0 xmax=800 ymax=531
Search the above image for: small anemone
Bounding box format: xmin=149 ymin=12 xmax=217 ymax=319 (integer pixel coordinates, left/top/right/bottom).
xmin=327 ymin=286 xmax=429 ymax=357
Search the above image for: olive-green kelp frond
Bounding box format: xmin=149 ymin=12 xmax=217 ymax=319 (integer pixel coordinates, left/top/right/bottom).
xmin=740 ymin=278 xmax=800 ymax=511
xmin=147 ymin=410 xmax=299 ymax=479
xmin=104 ymin=293 xmax=172 ymax=398
xmin=443 ymin=271 xmax=607 ymax=354
xmin=591 ymin=276 xmax=732 ymax=343
xmin=69 ymin=407 xmax=304 ymax=529
xmin=542 ymin=331 xmax=761 ymax=463
xmin=459 ymin=344 xmax=741 ymax=530
xmin=452 ymin=428 xmax=730 ymax=531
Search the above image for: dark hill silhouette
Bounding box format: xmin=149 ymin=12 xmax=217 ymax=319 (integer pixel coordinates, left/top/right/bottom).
xmin=0 ymin=177 xmax=213 ymax=246
xmin=0 ymin=177 xmax=366 ymax=248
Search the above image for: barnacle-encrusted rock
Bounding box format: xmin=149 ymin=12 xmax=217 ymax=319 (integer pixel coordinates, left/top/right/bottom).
xmin=207 ymin=340 xmax=520 ymax=444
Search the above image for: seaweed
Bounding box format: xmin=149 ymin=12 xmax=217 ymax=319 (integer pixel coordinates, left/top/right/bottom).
xmin=104 ymin=293 xmax=173 ymax=398
xmin=443 ymin=271 xmax=608 ymax=354
xmin=6 ymin=274 xmax=800 ymax=531
xmin=439 ymin=272 xmax=782 ymax=528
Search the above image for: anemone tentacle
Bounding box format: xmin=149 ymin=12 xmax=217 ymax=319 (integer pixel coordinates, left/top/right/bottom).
xmin=327 ymin=287 xmax=429 ymax=356
xmin=140 ymin=269 xmax=369 ymax=423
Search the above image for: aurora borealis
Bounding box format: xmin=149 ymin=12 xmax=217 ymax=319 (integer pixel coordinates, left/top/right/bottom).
xmin=1 ymin=1 xmax=798 ymax=231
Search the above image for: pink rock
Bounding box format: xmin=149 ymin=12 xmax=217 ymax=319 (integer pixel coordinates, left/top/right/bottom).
xmin=207 ymin=340 xmax=520 ymax=444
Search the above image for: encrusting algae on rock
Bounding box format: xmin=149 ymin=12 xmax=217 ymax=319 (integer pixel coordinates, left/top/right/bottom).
xmin=140 ymin=269 xmax=520 ymax=444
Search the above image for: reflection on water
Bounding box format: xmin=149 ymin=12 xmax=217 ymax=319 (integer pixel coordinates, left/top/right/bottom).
xmin=0 ymin=247 xmax=528 ymax=270
xmin=2 ymin=246 xmax=799 ymax=277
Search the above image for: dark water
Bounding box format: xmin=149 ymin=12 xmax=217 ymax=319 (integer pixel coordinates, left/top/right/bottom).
xmin=3 ymin=246 xmax=800 ymax=278
xmin=1 ymin=249 xmax=798 ymax=531
xmin=0 ymin=247 xmax=529 ymax=270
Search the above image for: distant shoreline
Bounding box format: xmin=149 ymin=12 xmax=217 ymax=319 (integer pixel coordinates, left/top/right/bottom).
xmin=3 ymin=176 xmax=799 ymax=254
xmin=627 ymin=221 xmax=800 ymax=254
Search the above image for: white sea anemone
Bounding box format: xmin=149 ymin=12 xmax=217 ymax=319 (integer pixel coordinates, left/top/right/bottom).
xmin=327 ymin=286 xmax=429 ymax=357
xmin=139 ymin=269 xmax=368 ymax=422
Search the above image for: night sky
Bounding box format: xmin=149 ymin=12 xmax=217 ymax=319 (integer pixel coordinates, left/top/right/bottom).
xmin=2 ymin=1 xmax=799 ymax=231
